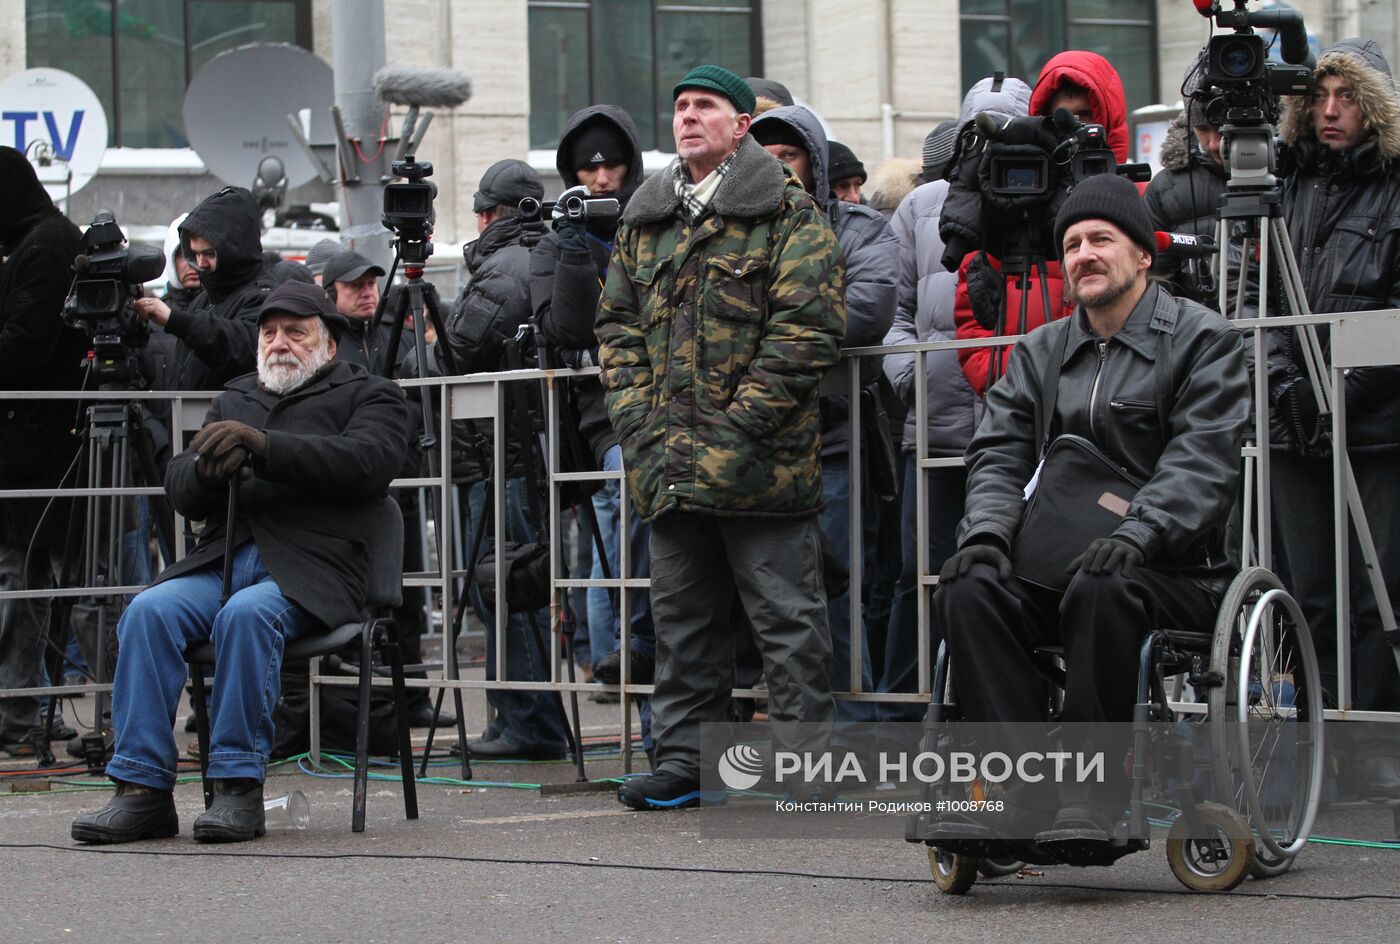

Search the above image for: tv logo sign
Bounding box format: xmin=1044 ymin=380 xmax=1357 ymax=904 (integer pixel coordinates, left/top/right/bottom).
xmin=0 ymin=68 xmax=109 ymax=200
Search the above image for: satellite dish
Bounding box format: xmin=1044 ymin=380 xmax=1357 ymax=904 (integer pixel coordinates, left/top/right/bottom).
xmin=0 ymin=67 xmax=109 ymax=204
xmin=183 ymin=43 xmax=334 ymax=189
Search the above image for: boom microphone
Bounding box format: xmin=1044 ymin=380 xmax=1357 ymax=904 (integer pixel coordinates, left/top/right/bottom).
xmin=1155 ymin=231 xmax=1217 ymax=259
xmin=372 ymin=66 xmax=473 ymax=108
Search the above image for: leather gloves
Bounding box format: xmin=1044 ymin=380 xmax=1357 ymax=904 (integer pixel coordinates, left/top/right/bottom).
xmin=1067 ymin=536 xmax=1145 ymax=577
xmin=939 ymin=539 xmax=1013 ymax=584
xmin=192 ymin=420 xmax=267 ymax=487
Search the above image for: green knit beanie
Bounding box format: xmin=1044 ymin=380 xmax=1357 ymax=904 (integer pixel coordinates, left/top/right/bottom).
xmin=673 ymin=65 xmax=757 ymax=116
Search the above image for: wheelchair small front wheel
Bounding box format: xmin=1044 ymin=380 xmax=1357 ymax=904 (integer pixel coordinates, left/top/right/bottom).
xmin=927 ymin=847 xmax=978 ymax=895
xmin=1166 ymin=802 xmax=1255 ymax=892
xmin=977 ymin=856 xmax=1024 ymax=878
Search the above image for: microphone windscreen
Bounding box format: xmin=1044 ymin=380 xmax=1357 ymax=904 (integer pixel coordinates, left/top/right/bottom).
xmin=974 ymin=112 xmax=1002 ymax=140
xmin=73 ymin=254 xmax=91 ymax=274
xmin=373 ymin=66 xmax=473 ymax=108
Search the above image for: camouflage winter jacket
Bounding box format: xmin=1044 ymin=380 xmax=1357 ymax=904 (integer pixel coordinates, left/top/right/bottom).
xmin=597 ymin=134 xmax=847 ymax=521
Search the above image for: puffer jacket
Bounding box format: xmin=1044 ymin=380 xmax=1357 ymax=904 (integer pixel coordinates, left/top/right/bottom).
xmin=147 ymin=187 xmax=275 ymax=392
xmin=750 ymin=104 xmax=899 ymax=458
xmin=0 ymin=146 xmax=85 ymax=548
xmin=1264 ymin=38 xmax=1400 ymax=453
xmin=531 ymin=104 xmax=645 ymax=465
xmin=597 ymin=134 xmax=847 ymax=521
xmin=1144 ymin=115 xmax=1226 ymax=307
xmin=412 ymin=214 xmax=537 ymax=484
xmin=959 ymin=283 xmax=1249 ymax=595
xmin=883 ymin=76 xmax=1032 ymax=451
xmin=954 ymin=53 xmax=1134 ymax=397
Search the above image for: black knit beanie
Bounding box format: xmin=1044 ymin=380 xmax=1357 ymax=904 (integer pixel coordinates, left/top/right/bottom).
xmin=827 ymin=141 xmax=866 ymax=183
xmin=1053 ymin=174 xmax=1156 ymax=261
xmin=568 ymin=120 xmax=630 ymax=173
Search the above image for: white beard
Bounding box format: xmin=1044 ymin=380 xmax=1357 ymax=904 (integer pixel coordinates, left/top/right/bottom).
xmin=257 ymin=332 xmax=333 ymax=394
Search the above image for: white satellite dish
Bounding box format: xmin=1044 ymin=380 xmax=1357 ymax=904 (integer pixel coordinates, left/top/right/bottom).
xmin=183 ymin=43 xmax=335 ymax=189
xmin=0 ymin=67 xmax=109 ymax=205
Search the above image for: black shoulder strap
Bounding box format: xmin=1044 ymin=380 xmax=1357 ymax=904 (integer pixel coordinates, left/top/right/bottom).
xmin=1154 ymin=327 xmax=1174 ymax=443
xmin=1035 ymin=319 xmax=1074 ymax=458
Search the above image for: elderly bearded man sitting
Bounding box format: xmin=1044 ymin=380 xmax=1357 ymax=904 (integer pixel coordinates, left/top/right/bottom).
xmin=71 ymin=281 xmax=410 ymax=844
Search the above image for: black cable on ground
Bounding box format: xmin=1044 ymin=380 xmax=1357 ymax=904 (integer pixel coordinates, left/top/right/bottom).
xmin=2 ymin=843 xmax=1399 ymax=903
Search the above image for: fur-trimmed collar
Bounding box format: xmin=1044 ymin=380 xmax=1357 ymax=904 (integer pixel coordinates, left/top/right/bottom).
xmin=1280 ymin=39 xmax=1400 ymax=165
xmin=623 ymin=135 xmax=789 ymax=225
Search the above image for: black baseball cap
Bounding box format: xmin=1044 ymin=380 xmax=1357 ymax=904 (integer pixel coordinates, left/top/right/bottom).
xmin=472 ymin=159 xmax=544 ymax=213
xmin=257 ymin=280 xmax=350 ymax=341
xmin=322 ymin=250 xmax=385 ymax=286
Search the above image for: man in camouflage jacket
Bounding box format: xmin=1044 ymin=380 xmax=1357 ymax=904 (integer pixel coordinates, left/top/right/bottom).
xmin=597 ymin=66 xmax=847 ymax=810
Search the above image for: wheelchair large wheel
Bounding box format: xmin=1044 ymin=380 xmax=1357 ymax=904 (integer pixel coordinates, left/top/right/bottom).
xmin=927 ymin=848 xmax=977 ymax=895
xmin=1166 ymin=802 xmax=1255 ymax=892
xmin=1207 ymin=567 xmax=1324 ymax=865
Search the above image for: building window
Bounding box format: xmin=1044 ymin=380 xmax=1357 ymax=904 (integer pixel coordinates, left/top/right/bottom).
xmin=24 ymin=0 xmax=312 ymax=149
xmin=959 ymin=0 xmax=1157 ymax=113
xmin=528 ymin=0 xmax=763 ymax=152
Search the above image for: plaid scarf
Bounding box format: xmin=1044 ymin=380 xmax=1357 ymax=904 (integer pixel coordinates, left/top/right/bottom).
xmin=673 ymin=149 xmax=737 ymax=223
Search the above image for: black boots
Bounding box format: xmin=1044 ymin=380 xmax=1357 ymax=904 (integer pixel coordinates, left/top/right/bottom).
xmin=71 ymin=782 xmax=179 ymax=844
xmin=192 ymin=778 xmax=266 ymax=843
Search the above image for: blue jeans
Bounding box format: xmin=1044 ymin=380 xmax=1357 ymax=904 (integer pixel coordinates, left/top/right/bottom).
xmin=819 ymin=457 xmax=879 ymax=724
xmin=107 ymin=543 xmax=319 ymax=789
xmin=464 ymin=479 xmax=568 ymax=747
xmin=586 ymin=445 xmax=655 ymax=664
xmin=880 ymin=454 xmax=967 ymax=721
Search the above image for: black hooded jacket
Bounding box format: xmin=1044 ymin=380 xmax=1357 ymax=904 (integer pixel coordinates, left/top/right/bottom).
xmin=143 ymin=187 xmax=275 ymax=392
xmin=529 ymin=104 xmax=645 ymax=464
xmin=1144 ymin=115 xmax=1226 ymax=307
xmin=1263 ymin=39 xmax=1400 ymax=453
xmin=0 ymin=146 xmax=85 ymax=547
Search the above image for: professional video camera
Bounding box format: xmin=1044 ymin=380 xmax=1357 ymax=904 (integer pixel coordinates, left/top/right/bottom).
xmin=62 ymin=210 xmax=164 ymax=384
xmin=383 ymin=156 xmax=437 ymax=264
xmin=939 ymin=103 xmax=1151 ymax=272
xmin=1192 ymin=0 xmax=1314 ymax=128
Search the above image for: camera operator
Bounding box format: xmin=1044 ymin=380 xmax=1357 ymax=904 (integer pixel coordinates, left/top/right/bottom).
xmin=527 ymin=106 xmax=657 ymax=694
xmin=878 ymin=74 xmax=1031 ymax=722
xmin=0 ymin=147 xmax=86 ymax=756
xmin=749 ymin=103 xmax=900 ymax=725
xmin=1260 ymin=39 xmax=1400 ymax=795
xmin=952 ymin=51 xmax=1136 ymax=398
xmin=134 ymin=187 xmax=274 ymax=392
xmin=1144 ymin=53 xmax=1227 ymax=308
xmin=411 ymin=158 xmax=570 ymax=761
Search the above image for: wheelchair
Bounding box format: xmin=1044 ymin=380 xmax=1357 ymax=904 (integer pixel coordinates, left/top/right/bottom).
xmin=904 ymin=566 xmax=1325 ymax=894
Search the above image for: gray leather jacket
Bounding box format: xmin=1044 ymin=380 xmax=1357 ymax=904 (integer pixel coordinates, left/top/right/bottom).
xmin=958 ymin=283 xmax=1249 ymax=592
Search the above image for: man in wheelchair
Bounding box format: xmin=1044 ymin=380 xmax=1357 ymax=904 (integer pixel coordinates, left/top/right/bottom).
xmin=71 ymin=281 xmax=410 ymax=845
xmin=929 ymin=175 xmax=1250 ymax=858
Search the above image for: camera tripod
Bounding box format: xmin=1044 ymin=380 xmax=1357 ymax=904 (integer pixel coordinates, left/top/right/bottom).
xmin=40 ymin=387 xmax=174 ymax=771
xmin=1213 ymin=117 xmax=1400 ymax=688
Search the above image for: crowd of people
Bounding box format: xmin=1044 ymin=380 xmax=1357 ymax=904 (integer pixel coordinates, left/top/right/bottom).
xmin=0 ymin=35 xmax=1398 ymax=845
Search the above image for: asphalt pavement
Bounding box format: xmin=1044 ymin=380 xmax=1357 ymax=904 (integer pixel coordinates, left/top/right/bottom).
xmin=3 ymin=695 xmax=1399 ymax=944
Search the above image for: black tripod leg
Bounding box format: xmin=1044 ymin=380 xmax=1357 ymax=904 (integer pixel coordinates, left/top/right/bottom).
xmin=420 ymin=284 xmax=458 ymax=378
xmin=558 ymin=610 xmax=588 ymax=782
xmin=128 ymin=407 xmax=176 ymax=565
xmin=523 ymin=609 xmax=585 ymax=781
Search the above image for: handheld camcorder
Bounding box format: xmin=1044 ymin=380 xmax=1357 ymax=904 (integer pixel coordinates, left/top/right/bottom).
xmin=1193 ymin=0 xmax=1314 ymax=125
xmin=63 ymin=210 xmax=164 ymax=383
xmin=518 ymin=193 xmax=622 ymax=225
xmin=383 ymin=156 xmax=437 ymax=264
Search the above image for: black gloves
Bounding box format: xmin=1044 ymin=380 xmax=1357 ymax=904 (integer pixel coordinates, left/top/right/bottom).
xmin=192 ymin=420 xmax=268 ymax=487
xmin=965 ymin=251 xmax=1006 ymax=332
xmin=939 ymin=539 xmax=1012 ymax=584
xmin=1066 ymin=537 xmax=1144 ymax=577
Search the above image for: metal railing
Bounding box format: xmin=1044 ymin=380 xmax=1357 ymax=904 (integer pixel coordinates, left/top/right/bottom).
xmin=4 ymin=310 xmax=1399 ymax=771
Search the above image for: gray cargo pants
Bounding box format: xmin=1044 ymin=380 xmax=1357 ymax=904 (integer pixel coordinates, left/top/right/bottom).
xmin=648 ymin=512 xmax=834 ymax=779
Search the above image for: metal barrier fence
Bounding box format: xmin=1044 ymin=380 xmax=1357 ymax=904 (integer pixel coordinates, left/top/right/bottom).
xmin=3 ymin=309 xmax=1399 ymax=773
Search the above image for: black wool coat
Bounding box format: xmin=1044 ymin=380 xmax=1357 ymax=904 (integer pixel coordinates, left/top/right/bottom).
xmin=0 ymin=147 xmax=86 ymax=548
xmin=159 ymin=360 xmax=411 ymax=629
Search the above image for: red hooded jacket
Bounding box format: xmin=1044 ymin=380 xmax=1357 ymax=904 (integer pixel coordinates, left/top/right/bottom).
xmin=956 ymin=50 xmax=1138 ymax=397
